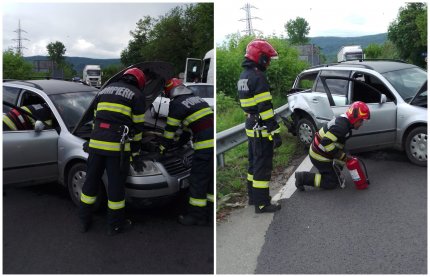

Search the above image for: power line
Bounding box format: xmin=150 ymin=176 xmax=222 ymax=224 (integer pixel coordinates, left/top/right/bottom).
xmin=12 ymin=20 xmax=30 ymax=56
xmin=239 ymin=3 xmax=261 ymax=36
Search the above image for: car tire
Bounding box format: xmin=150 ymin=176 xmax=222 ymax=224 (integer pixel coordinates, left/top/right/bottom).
xmin=405 ymin=126 xmax=427 ymax=167
xmin=296 ymin=117 xmax=316 ymax=147
xmin=67 ymin=162 xmax=106 ymax=210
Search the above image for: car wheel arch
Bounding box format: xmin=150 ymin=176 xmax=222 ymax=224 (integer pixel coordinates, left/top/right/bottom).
xmin=402 ymin=123 xmax=427 ymax=150
xmin=403 ymin=124 xmax=427 ymax=166
xmin=65 ymin=158 xmax=106 ymax=208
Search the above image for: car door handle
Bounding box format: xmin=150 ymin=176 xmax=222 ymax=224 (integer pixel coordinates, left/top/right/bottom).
xmin=312 ymin=98 xmax=319 ymax=103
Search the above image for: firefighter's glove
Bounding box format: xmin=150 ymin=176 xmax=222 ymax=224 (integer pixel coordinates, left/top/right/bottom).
xmin=131 ymin=154 xmax=144 ymax=172
xmin=176 ymin=131 xmax=191 ymax=147
xmin=82 ymin=141 xmax=89 ymax=153
xmin=273 ymin=133 xmax=282 ymax=149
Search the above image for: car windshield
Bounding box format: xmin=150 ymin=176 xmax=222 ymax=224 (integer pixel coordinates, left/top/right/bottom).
xmin=49 ymin=90 xmax=98 ymax=131
xmin=87 ymin=70 xmax=100 ymax=76
xmin=382 ymin=67 xmax=427 ymax=101
xmin=187 ymin=85 xmax=214 ymax=98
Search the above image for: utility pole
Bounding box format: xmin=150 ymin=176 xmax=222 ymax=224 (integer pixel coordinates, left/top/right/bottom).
xmin=13 ymin=20 xmax=29 ymax=56
xmin=239 ymin=3 xmax=261 ymax=36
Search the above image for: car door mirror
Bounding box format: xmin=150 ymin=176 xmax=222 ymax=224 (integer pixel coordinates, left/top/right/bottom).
xmin=380 ymin=94 xmax=387 ymax=104
xmin=34 ymin=120 xmax=45 ymax=132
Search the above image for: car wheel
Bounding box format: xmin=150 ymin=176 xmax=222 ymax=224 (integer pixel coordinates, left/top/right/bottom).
xmin=296 ymin=117 xmax=316 ymax=147
xmin=405 ymin=126 xmax=427 ymax=166
xmin=67 ymin=162 xmax=105 ymax=209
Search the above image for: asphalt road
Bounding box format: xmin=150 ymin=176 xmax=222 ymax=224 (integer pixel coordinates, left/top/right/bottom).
xmin=256 ymin=150 xmax=427 ymax=274
xmin=3 ymin=183 xmax=213 ymax=274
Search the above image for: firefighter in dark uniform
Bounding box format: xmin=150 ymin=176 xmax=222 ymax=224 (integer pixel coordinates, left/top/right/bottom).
xmin=295 ymin=101 xmax=370 ymax=190
xmin=79 ymin=68 xmax=147 ymax=235
xmin=238 ymin=39 xmax=283 ymax=214
xmin=3 ymin=103 xmax=53 ymax=131
xmin=159 ymin=78 xmax=214 ymax=226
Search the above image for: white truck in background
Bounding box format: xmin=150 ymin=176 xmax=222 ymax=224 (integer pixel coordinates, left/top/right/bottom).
xmin=183 ymin=49 xmax=214 ymax=84
xmin=83 ymin=65 xmax=102 ymax=88
xmin=337 ymin=45 xmax=364 ymax=62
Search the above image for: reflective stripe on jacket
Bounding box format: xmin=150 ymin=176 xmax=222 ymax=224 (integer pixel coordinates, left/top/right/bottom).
xmin=88 ymin=81 xmax=145 ymax=156
xmin=162 ymin=94 xmax=214 ymax=152
xmin=310 ymin=115 xmax=351 ymax=161
xmin=237 ymin=59 xmax=280 ymax=134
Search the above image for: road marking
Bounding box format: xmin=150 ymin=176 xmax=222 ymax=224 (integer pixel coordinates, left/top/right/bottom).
xmin=272 ymin=156 xmax=312 ymax=202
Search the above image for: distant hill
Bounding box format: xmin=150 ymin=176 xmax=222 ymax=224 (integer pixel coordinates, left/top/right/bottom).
xmin=24 ymin=56 xmax=121 ymax=76
xmin=310 ymin=33 xmax=388 ymax=62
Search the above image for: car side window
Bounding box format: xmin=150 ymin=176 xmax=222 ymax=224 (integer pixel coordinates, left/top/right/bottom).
xmin=351 ymin=72 xmax=395 ymax=103
xmin=3 ymin=86 xmax=20 ymax=105
xmin=19 ymin=91 xmax=56 ymax=130
xmin=296 ymin=72 xmax=319 ymax=90
xmin=315 ymin=70 xmax=350 ymax=96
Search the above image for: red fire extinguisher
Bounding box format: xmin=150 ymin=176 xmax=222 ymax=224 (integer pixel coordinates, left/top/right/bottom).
xmin=346 ymin=156 xmax=369 ymax=190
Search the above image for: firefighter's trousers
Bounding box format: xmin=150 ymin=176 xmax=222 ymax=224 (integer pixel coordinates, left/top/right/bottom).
xmin=188 ymin=149 xmax=214 ymax=220
xmin=300 ymin=155 xmax=340 ymax=189
xmin=79 ymin=152 xmax=130 ymax=227
xmin=246 ymin=127 xmax=274 ymax=206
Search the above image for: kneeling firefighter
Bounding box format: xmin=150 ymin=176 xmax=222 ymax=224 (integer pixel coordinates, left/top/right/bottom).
xmin=295 ymin=101 xmax=370 ymax=191
xmin=159 ymin=78 xmax=214 ymax=226
xmin=79 ymin=67 xmax=147 ymax=235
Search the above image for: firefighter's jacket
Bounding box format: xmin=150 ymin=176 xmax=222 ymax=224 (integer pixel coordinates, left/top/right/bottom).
xmin=310 ymin=115 xmax=352 ymax=162
xmin=88 ymin=81 xmax=146 ymax=157
xmin=237 ymin=59 xmax=280 ymax=135
xmin=162 ymin=93 xmax=213 ymax=153
xmin=3 ymin=103 xmax=52 ymax=131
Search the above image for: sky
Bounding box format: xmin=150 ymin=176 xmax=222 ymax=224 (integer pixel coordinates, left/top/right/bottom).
xmin=215 ymin=0 xmax=411 ymax=45
xmin=2 ymin=1 xmax=190 ymax=59
xmin=2 ymin=0 xmax=415 ymax=59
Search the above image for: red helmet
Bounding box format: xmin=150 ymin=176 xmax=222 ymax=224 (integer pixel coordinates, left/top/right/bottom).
xmin=245 ymin=39 xmax=278 ymax=68
xmin=346 ymin=101 xmax=370 ymax=124
xmin=123 ymin=68 xmax=146 ymax=90
xmin=164 ymin=78 xmax=183 ymax=98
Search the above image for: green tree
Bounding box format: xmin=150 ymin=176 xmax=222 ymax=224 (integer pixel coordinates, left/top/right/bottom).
xmin=102 ymin=64 xmax=124 ymax=84
xmin=285 ymin=17 xmax=310 ymax=45
xmin=46 ymin=41 xmax=66 ymax=66
xmin=121 ymin=3 xmax=214 ymax=75
xmin=3 ymin=50 xmax=33 ymax=79
xmin=364 ymin=43 xmax=383 ymax=59
xmin=388 ymin=3 xmax=427 ymax=67
xmin=216 ymin=35 xmax=309 ymax=100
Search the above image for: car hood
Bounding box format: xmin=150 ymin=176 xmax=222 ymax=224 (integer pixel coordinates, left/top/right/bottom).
xmin=72 ymin=61 xmax=174 ymax=135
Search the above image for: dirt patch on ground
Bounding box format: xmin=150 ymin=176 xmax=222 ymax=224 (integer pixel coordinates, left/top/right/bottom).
xmin=216 ymin=149 xmax=307 ymax=222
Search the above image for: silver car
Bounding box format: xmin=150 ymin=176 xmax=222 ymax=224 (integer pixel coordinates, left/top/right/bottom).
xmin=3 ymin=62 xmax=194 ymax=208
xmin=283 ymin=60 xmax=427 ymax=166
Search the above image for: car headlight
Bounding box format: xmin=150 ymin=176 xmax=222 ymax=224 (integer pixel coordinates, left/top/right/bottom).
xmin=129 ymin=160 xmax=162 ymax=176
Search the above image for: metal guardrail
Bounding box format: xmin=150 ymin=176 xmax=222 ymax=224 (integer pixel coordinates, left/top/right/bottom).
xmin=216 ymin=103 xmax=290 ymax=166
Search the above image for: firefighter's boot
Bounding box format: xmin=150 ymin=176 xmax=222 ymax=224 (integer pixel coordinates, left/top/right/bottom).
xmin=78 ymin=202 xmax=93 ymax=233
xmin=255 ymin=203 xmax=281 ymax=214
xmin=178 ymin=214 xmax=208 ymax=226
xmin=178 ymin=206 xmax=208 ymax=226
xmin=295 ymin=172 xmax=305 ymax=191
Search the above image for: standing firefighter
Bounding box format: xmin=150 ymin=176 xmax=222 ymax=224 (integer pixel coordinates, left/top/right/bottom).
xmin=295 ymin=101 xmax=371 ymax=191
xmin=160 ymin=78 xmax=214 ymax=226
xmin=238 ymin=39 xmax=283 ymax=214
xmin=79 ymin=68 xmax=147 ymax=236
